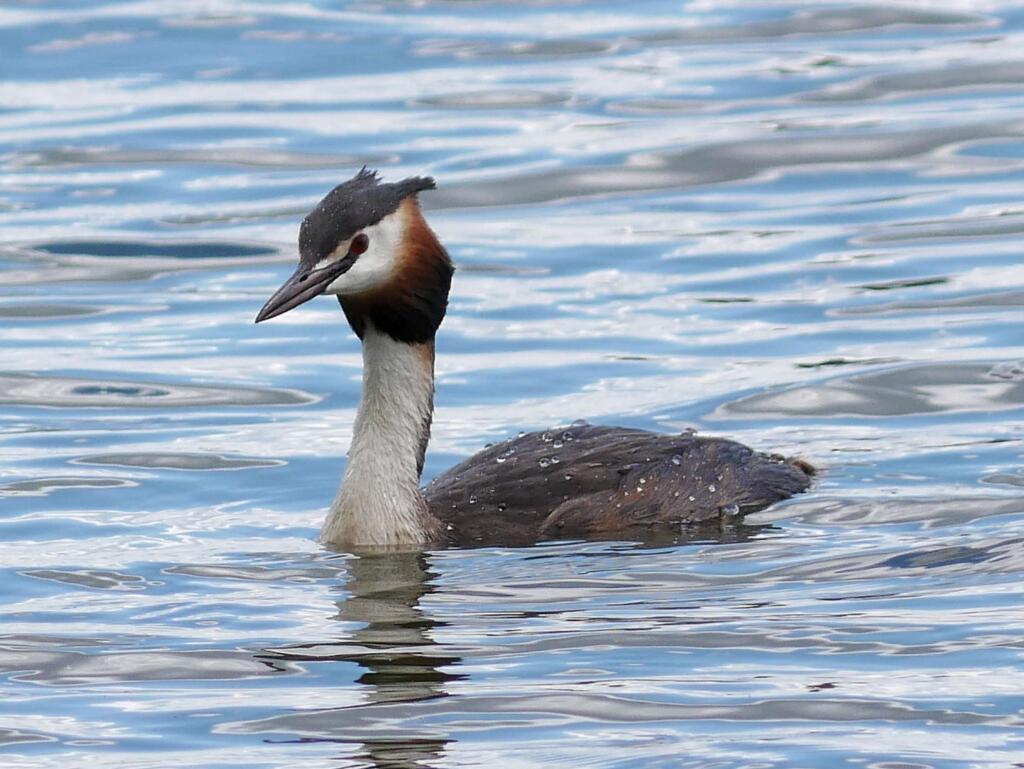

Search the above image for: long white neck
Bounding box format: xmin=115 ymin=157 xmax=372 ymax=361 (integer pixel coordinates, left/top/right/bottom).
xmin=321 ymin=323 xmax=441 ymax=548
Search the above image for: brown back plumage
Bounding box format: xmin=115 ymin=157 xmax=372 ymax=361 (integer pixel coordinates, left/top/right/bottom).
xmin=424 ymin=425 xmax=813 ymax=546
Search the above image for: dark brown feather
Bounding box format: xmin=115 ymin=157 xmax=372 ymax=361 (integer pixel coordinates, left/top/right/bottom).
xmin=423 ymin=425 xmax=813 ymax=546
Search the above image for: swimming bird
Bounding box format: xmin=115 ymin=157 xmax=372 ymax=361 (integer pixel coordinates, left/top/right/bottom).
xmin=256 ymin=169 xmax=813 ymax=548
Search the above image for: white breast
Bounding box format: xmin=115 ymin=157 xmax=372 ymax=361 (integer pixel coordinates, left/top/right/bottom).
xmin=321 ymin=322 xmax=437 ymax=547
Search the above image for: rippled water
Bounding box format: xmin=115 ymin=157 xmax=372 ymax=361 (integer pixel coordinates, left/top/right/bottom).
xmin=2 ymin=1 xmax=1024 ymax=766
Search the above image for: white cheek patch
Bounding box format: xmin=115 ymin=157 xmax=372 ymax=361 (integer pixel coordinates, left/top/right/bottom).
xmin=314 ymin=239 xmax=352 ymax=271
xmin=324 ymin=211 xmax=405 ymax=296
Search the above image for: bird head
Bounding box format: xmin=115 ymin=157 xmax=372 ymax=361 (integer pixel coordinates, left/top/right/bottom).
xmin=256 ymin=168 xmax=453 ymax=343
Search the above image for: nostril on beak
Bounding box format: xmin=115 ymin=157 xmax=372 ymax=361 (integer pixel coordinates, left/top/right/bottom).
xmin=298 ymin=273 xmax=310 ymax=283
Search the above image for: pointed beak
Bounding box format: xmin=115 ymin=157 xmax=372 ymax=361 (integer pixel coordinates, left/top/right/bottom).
xmin=255 ymin=255 xmax=356 ymax=323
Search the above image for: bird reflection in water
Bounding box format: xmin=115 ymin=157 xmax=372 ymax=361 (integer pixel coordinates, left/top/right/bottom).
xmin=258 ymin=522 xmax=772 ymax=767
xmin=263 ymin=550 xmax=461 ymax=768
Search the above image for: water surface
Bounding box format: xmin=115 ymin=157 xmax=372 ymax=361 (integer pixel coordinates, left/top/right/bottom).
xmin=1 ymin=1 xmax=1023 ymax=767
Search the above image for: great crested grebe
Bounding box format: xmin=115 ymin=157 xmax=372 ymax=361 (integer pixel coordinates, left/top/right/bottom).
xmin=256 ymin=169 xmax=813 ymax=548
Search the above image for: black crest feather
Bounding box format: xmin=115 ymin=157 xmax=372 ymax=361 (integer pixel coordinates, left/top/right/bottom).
xmin=298 ymin=167 xmax=436 ymax=268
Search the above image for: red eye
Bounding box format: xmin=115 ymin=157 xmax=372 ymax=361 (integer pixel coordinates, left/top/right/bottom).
xmin=350 ymin=233 xmax=369 ymax=256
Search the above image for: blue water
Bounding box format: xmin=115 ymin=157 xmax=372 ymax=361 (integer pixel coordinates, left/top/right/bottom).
xmin=2 ymin=1 xmax=1024 ymax=766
